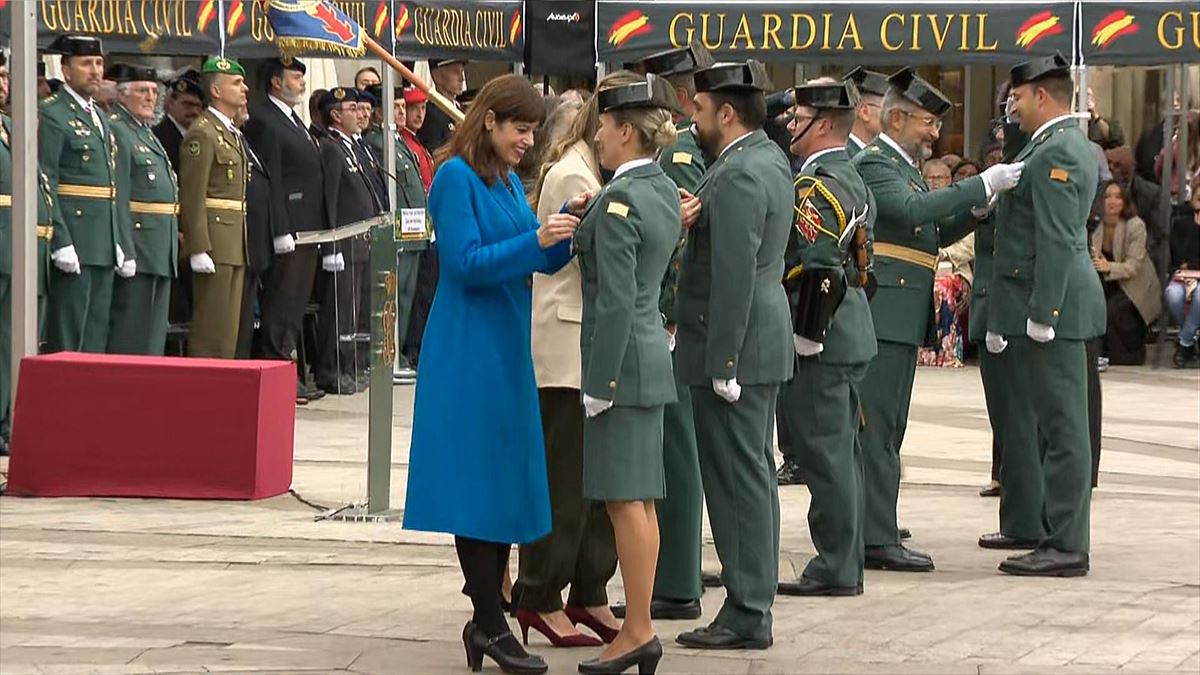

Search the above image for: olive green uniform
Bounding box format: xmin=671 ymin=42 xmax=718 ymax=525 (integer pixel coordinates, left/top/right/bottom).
xmin=779 ymin=148 xmax=877 ymax=588
xmin=39 ymin=86 xmax=122 ymax=353
xmin=178 ymin=109 xmax=248 ymax=358
xmin=676 ymin=130 xmax=794 ymax=641
xmin=853 ymin=137 xmax=988 ymax=548
xmin=107 ymin=104 xmax=179 ymax=355
xmin=654 ymin=118 xmax=706 ymax=602
xmin=989 ymin=117 xmax=1105 ymax=554
xmin=577 ymin=162 xmax=681 ymax=501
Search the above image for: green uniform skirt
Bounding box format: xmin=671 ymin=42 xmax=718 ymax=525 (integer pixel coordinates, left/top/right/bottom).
xmin=583 ymin=405 xmax=666 ymax=502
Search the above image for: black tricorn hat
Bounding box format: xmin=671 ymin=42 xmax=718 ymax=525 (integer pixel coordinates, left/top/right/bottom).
xmin=637 ymin=42 xmax=715 ymax=78
xmin=795 ymin=82 xmax=858 ymax=111
xmin=1010 ymin=51 xmax=1071 ymax=88
xmin=695 ymin=60 xmax=771 ymax=94
xmin=842 ymin=66 xmax=889 ymax=98
xmin=888 ymin=67 xmax=952 ymax=117
xmin=47 ymin=35 xmax=104 ymax=57
xmin=596 ymin=73 xmax=681 ymax=115
xmin=104 ymin=63 xmax=158 ymax=84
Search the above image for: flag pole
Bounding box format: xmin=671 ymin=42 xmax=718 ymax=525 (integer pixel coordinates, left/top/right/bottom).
xmin=362 ymin=35 xmax=464 ymax=125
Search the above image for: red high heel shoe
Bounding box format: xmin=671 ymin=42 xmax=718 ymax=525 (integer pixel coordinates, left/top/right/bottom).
xmin=516 ymin=608 xmax=604 ymax=647
xmin=564 ymin=606 xmax=620 ymax=644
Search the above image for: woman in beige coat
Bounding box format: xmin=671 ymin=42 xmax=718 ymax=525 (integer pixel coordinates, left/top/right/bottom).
xmin=515 ymin=72 xmax=641 ymax=648
xmin=1092 ymin=180 xmax=1162 ymax=365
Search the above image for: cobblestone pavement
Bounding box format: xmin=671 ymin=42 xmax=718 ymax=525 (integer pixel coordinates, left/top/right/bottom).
xmin=1 ymin=364 xmax=1197 ymax=674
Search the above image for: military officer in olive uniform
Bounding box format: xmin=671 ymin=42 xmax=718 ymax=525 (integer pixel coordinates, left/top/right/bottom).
xmin=105 ymin=64 xmax=179 ymax=355
xmin=630 ymin=42 xmax=713 ymax=620
xmin=178 ymin=57 xmax=249 ymax=359
xmin=39 ymin=35 xmax=123 ymax=353
xmin=776 ymin=80 xmax=877 ymax=597
xmin=989 ymin=53 xmax=1105 ymax=578
xmin=1 ymin=116 xmax=58 ymax=452
xmin=842 ymin=67 xmax=889 ymax=157
xmin=853 ymin=68 xmax=1025 ymax=572
xmin=674 ymin=61 xmax=793 ymax=651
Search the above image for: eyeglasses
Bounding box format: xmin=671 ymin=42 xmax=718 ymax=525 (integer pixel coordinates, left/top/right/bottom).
xmin=899 ymin=110 xmax=943 ymax=130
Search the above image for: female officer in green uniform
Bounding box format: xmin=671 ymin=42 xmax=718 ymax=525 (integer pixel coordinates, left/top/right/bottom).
xmin=569 ymin=73 xmax=681 ymax=675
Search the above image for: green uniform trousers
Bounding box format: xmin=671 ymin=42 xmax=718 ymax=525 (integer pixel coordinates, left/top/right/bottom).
xmin=516 ymin=387 xmax=616 ymax=612
xmin=45 ymin=265 xmax=114 ymax=353
xmin=393 ymin=249 xmax=422 ymax=370
xmin=108 ymin=274 xmax=172 ymax=356
xmin=691 ymin=383 xmax=780 ymax=641
xmin=0 ymin=276 xmax=47 ymax=439
xmin=979 ymin=348 xmax=1046 ymax=541
xmin=1010 ymin=337 xmax=1092 ymax=553
xmin=780 ymin=358 xmax=868 ymax=588
xmin=653 ymin=365 xmax=703 ymax=602
xmin=189 ymin=264 xmax=244 ymax=359
xmin=859 ymin=340 xmax=917 ymax=548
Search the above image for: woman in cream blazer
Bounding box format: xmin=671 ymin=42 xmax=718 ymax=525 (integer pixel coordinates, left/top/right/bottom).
xmin=1092 ymin=181 xmax=1162 ymax=365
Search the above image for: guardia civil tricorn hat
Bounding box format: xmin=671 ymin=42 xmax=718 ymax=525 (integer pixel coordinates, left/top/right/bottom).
xmin=104 ymin=63 xmax=158 ymax=84
xmin=794 ymin=81 xmax=858 ymax=111
xmin=842 ymin=67 xmax=889 ymax=98
xmin=636 ymin=43 xmax=716 ymax=78
xmin=694 ymin=60 xmax=771 ymax=94
xmin=887 ymin=67 xmax=952 ymax=117
xmin=596 ymin=74 xmax=681 ymax=114
xmin=1010 ymin=51 xmax=1071 ymax=88
xmin=47 ymin=35 xmax=103 ymax=57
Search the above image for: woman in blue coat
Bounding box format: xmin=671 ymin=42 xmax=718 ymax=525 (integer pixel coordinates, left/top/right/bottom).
xmin=402 ymin=74 xmax=579 ymax=675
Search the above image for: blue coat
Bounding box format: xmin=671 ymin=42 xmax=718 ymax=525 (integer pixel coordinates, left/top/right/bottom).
xmin=403 ymin=156 xmax=572 ymax=544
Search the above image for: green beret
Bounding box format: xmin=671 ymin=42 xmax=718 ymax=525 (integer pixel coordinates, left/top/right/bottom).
xmin=201 ymin=57 xmax=245 ymax=77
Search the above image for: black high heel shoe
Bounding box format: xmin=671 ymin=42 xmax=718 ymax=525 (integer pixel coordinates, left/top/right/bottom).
xmin=578 ymin=636 xmax=663 ymax=674
xmin=462 ymin=622 xmax=549 ymax=674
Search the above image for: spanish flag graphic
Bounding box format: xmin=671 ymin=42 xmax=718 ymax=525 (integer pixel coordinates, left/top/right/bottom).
xmin=197 ymin=0 xmax=217 ymax=33
xmin=608 ymin=10 xmax=652 ymax=49
xmin=373 ymin=1 xmax=389 ymax=38
xmin=1016 ymin=10 xmax=1064 ymax=49
xmin=1091 ymin=10 xmax=1138 ymax=49
xmin=510 ymin=9 xmax=522 ymax=46
xmin=227 ymin=0 xmax=247 ymax=37
xmin=395 ymin=3 xmax=411 ymax=37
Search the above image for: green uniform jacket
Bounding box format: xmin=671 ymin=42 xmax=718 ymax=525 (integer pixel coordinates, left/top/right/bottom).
xmin=969 ymin=213 xmax=996 ymax=345
xmin=786 ymin=149 xmax=878 ymax=365
xmin=110 ymin=105 xmax=179 ymax=278
xmin=676 ymin=129 xmax=794 ymax=386
xmin=853 ymin=136 xmax=987 ymax=346
xmin=989 ymin=117 xmax=1105 ymax=339
xmin=0 ymin=116 xmax=55 ymax=295
xmin=658 ymin=118 xmax=705 ymax=325
xmin=576 ymin=161 xmax=680 ymax=405
xmin=846 ymin=136 xmax=866 ymax=158
xmin=38 ymin=87 xmax=121 ymax=266
xmin=178 ymin=110 xmax=248 ymax=266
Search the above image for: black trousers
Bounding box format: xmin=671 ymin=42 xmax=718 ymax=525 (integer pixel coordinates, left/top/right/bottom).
xmin=404 ymin=244 xmax=439 ymax=367
xmin=255 ymin=246 xmax=318 ymax=361
xmin=1086 ymin=338 xmax=1103 ymax=488
xmin=236 ymin=270 xmax=262 ymax=359
xmin=1102 ymin=284 xmax=1147 ymax=365
xmin=455 ymin=536 xmax=512 ymax=637
xmin=315 ymin=260 xmax=368 ymax=387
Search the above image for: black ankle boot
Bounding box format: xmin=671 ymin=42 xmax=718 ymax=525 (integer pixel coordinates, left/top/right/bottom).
xmin=462 ymin=622 xmax=548 ymax=674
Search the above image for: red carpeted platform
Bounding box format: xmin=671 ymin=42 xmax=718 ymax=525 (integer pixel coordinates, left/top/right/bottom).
xmin=6 ymin=353 xmax=296 ymax=500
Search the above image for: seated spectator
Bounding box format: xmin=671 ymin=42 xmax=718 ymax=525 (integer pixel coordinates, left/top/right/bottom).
xmin=1086 ymin=87 xmax=1124 ymax=150
xmin=1106 ymin=145 xmax=1167 ymax=278
xmin=952 ymin=159 xmax=980 ymax=182
xmin=1092 ymin=181 xmax=1163 ymax=365
xmin=939 ymin=152 xmax=962 ymax=173
xmin=1164 ymin=175 xmax=1200 ymax=368
xmin=922 ymin=158 xmax=951 ymax=190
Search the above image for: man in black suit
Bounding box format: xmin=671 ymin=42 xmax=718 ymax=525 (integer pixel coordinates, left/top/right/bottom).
xmin=244 ymin=57 xmax=329 ymax=403
xmin=234 ymin=106 xmax=280 ymax=362
xmin=315 ymin=87 xmax=381 ymax=394
xmin=153 ymin=75 xmax=203 ymax=173
xmin=352 ymin=86 xmax=387 ymax=211
xmin=416 ymin=58 xmax=464 ymax=153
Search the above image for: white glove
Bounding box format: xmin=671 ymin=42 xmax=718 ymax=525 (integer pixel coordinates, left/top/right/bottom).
xmin=712 ymin=378 xmax=741 ymax=403
xmin=115 ymin=244 xmax=125 ymax=268
xmin=980 ymin=161 xmax=1025 ymax=195
xmin=1026 ymin=318 xmax=1056 ymax=343
xmin=985 ymin=331 xmax=1008 ymax=354
xmin=667 ymin=328 xmax=676 ymax=353
xmin=322 ymin=253 xmax=346 ymax=272
xmin=116 ymin=258 xmax=137 ymax=278
xmin=51 ymin=245 xmax=82 ymax=274
xmin=582 ymin=393 xmax=614 ymax=418
xmin=273 ymin=234 xmax=296 ymax=255
xmin=794 ymin=334 xmax=823 ymax=356
xmin=189 ymin=252 xmax=216 ymax=274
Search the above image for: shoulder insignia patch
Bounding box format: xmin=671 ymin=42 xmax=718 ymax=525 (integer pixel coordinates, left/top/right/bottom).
xmin=187 ymin=139 xmax=201 ymax=157
xmin=1049 ymin=168 xmax=1069 ymax=182
xmin=796 ymin=197 xmax=822 ymax=243
xmin=672 ymin=152 xmax=692 ymax=165
xmin=607 ymin=201 xmax=630 ymax=218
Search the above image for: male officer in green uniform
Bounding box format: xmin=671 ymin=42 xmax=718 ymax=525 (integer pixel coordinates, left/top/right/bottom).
xmin=842 ymin=67 xmax=889 ymax=157
xmin=989 ymin=53 xmax=1104 ymax=577
xmin=0 ymin=116 xmax=58 ymax=453
xmin=776 ymin=79 xmax=877 ymax=597
xmin=39 ymin=35 xmax=123 ymax=353
xmin=632 ymin=42 xmax=713 ymax=620
xmin=854 ymin=68 xmax=1025 ymax=572
xmin=674 ymin=61 xmax=793 ymax=651
xmin=105 ymin=64 xmax=179 ymax=356
xmin=178 ymin=57 xmax=249 ymax=359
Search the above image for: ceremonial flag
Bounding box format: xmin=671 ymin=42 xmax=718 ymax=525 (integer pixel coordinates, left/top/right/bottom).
xmin=263 ymin=0 xmax=366 ymax=57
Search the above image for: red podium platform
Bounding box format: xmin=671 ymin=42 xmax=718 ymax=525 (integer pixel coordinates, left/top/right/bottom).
xmin=6 ymin=353 xmax=296 ymax=500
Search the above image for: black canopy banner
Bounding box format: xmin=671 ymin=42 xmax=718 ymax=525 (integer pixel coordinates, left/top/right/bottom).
xmin=1079 ymin=2 xmax=1198 ymax=66
xmin=596 ymin=1 xmax=1079 ymax=65
xmin=0 ymin=0 xmax=221 ymax=55
xmin=389 ymin=0 xmax=523 ymax=62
